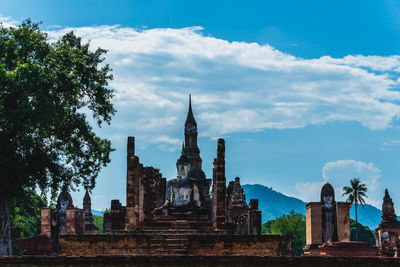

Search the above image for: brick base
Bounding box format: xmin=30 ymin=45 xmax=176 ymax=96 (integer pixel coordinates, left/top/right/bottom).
xmin=304 ymin=241 xmax=377 ymax=257
xmin=58 ymin=233 xmax=285 ymax=257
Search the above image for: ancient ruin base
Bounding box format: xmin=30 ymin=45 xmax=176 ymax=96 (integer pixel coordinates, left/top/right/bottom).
xmin=58 ymin=234 xmax=285 ymax=257
xmin=304 ymin=241 xmax=377 ymax=257
xmin=15 ymin=235 xmax=53 ymax=255
xmin=303 ymin=244 xmax=321 ymax=256
xmin=2 ymin=255 xmax=400 ymax=267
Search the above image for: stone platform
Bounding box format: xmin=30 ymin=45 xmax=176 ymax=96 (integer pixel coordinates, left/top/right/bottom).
xmin=304 ymin=241 xmax=377 ymax=257
xmin=58 ymin=233 xmax=285 ymax=257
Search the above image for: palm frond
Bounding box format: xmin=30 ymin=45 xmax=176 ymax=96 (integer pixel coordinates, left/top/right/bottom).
xmin=343 ymin=178 xmax=368 ymax=207
xmin=358 ymin=196 xmax=367 ymax=207
xmin=342 ymin=186 xmax=353 ymax=197
xmin=346 ymin=195 xmax=355 ymax=203
xmin=358 ymin=191 xmax=367 ymax=197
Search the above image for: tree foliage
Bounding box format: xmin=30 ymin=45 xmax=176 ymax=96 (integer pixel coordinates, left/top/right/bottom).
xmin=350 ymin=218 xmax=375 ymax=246
xmin=9 ymin=189 xmax=46 ymax=240
xmin=0 ymin=19 xmax=115 ymax=255
xmin=262 ymin=210 xmax=305 ymax=255
xmin=93 ymin=215 xmax=104 ymax=234
xmin=0 ymin=19 xmax=115 ymax=200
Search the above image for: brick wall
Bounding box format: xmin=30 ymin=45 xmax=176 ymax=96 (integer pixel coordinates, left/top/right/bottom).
xmin=58 ymin=234 xmax=285 ymax=257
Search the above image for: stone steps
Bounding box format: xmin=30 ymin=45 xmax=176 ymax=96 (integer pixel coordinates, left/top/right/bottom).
xmin=158 ymin=243 xmax=189 ymax=246
xmin=148 ymin=249 xmax=189 ymax=255
xmin=148 ymin=235 xmax=190 ymax=255
xmin=141 ymin=229 xmax=229 ymax=237
xmin=143 ymin=223 xmax=212 ymax=230
xmin=142 ymin=229 xmax=213 ymax=235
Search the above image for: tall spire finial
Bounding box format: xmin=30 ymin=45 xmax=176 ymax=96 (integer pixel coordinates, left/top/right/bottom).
xmin=83 ymin=188 xmax=91 ymax=202
xmin=185 ymin=94 xmax=196 ymax=127
xmin=188 ymin=94 xmax=192 ymax=114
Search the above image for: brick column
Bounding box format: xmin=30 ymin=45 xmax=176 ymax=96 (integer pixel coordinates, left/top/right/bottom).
xmin=305 ymin=202 xmax=323 ymax=246
xmin=336 ymin=202 xmax=351 ymax=242
xmin=247 ymin=199 xmax=262 ymax=235
xmin=212 ymin=138 xmax=226 ymax=230
xmin=41 ymin=208 xmax=52 ymax=238
xmin=126 ymin=136 xmax=139 ymax=231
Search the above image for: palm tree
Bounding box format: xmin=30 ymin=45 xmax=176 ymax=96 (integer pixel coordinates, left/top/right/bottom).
xmin=342 ymin=178 xmax=367 ymax=241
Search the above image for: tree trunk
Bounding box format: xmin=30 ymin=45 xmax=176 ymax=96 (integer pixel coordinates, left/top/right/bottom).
xmin=355 ymin=198 xmax=358 ymax=241
xmin=355 ymin=199 xmax=358 ymax=223
xmin=0 ymin=197 xmax=12 ymax=256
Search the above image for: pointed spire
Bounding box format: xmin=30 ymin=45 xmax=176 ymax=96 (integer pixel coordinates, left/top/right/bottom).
xmin=84 ymin=188 xmax=91 ymax=202
xmin=379 ymin=188 xmax=399 ymax=228
xmin=83 ymin=188 xmax=91 ymax=211
xmin=185 ymin=94 xmax=197 ymax=127
xmin=181 ymin=142 xmax=185 ymax=154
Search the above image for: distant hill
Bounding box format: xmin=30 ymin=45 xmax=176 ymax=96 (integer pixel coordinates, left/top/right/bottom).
xmin=348 ymin=203 xmax=382 ymax=231
xmin=242 ymin=184 xmax=306 ymax=222
xmin=91 ymin=210 xmax=104 ymax=216
xmin=242 ymin=184 xmax=384 ymax=231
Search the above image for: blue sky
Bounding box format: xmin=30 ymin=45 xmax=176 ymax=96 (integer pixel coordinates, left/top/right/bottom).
xmin=2 ymin=1 xmax=400 ymax=212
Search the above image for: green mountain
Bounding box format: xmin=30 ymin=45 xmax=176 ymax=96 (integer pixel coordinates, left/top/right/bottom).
xmin=242 ymin=184 xmax=306 ymax=222
xmin=242 ymin=184 xmax=384 ymax=231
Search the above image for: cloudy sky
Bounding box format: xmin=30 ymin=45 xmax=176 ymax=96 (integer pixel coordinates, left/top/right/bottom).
xmin=2 ymin=0 xmax=400 ymax=212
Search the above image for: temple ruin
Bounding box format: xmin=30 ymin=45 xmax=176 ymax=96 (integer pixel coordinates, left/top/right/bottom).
xmin=20 ymin=96 xmax=290 ymax=257
xmin=375 ymin=189 xmax=400 ymax=257
xmin=303 ymin=183 xmax=376 ymax=257
xmin=102 ymin=96 xmax=262 ymax=235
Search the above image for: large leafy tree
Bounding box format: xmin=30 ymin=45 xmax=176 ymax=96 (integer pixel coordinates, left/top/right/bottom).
xmin=262 ymin=210 xmax=306 ymax=255
xmin=0 ymin=20 xmax=115 ymax=255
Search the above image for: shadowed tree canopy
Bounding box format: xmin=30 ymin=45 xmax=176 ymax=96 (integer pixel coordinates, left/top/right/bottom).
xmin=0 ymin=19 xmax=115 ymax=198
xmin=9 ymin=189 xmax=47 ymax=253
xmin=350 ymin=218 xmax=375 ymax=246
xmin=0 ymin=19 xmax=115 ymax=255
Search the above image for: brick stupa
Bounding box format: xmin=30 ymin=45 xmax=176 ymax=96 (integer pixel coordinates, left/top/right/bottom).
xmin=375 ymin=189 xmax=400 ymax=257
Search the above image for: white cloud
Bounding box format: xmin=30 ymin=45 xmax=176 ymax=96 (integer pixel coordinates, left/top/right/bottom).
xmin=296 ymin=159 xmax=382 ymax=207
xmin=383 ymin=139 xmax=400 ymax=147
xmin=323 ymin=159 xmax=381 ymax=193
xmin=3 ymin=19 xmax=400 ymax=149
xmin=0 ymin=15 xmax=19 ymax=28
xmin=319 ymin=55 xmax=400 ymax=72
xmin=295 ymin=181 xmax=325 ymax=203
